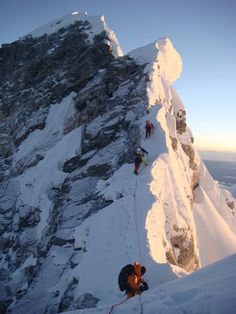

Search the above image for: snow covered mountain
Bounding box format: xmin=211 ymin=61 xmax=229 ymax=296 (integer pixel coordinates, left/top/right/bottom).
xmin=0 ymin=12 xmax=235 ymax=313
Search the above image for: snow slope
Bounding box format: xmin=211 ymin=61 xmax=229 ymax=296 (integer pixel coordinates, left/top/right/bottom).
xmin=28 ymin=12 xmax=123 ymax=58
xmin=65 ymin=253 xmax=236 ymax=314
xmin=14 ymin=93 xmax=82 ymax=238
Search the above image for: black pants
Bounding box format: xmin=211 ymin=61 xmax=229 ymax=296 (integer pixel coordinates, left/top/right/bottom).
xmin=146 ymin=128 xmax=152 ymax=138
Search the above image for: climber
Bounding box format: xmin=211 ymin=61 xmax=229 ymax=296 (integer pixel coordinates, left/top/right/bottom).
xmin=134 ymin=146 xmax=148 ymax=175
xmin=118 ymin=262 xmax=149 ymax=299
xmin=145 ymin=120 xmax=154 ymax=139
xmin=126 ymin=262 xmax=149 ymax=298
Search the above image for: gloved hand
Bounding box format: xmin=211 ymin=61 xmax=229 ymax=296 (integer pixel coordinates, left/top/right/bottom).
xmin=139 ymin=285 xmax=145 ymax=292
xmin=143 ymin=282 xmax=149 ymax=291
xmin=140 ymin=282 xmax=149 ymax=292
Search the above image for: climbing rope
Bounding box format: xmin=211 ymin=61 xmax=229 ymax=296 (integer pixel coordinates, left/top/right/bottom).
xmin=132 ymin=178 xmax=143 ymax=264
xmin=108 ymin=171 xmax=146 ymax=314
xmin=132 ymin=177 xmax=144 ymax=314
xmin=108 ymin=297 xmax=129 ymax=314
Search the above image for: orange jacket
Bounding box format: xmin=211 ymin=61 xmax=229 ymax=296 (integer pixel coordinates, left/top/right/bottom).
xmin=126 ymin=263 xmax=145 ymax=298
xmin=127 ymin=274 xmax=145 ymax=296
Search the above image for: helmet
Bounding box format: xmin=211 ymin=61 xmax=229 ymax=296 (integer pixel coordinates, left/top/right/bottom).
xmin=136 ymin=147 xmax=142 ymax=154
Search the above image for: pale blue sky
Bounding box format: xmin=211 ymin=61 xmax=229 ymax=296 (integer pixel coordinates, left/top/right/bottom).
xmin=0 ymin=0 xmax=235 ymax=152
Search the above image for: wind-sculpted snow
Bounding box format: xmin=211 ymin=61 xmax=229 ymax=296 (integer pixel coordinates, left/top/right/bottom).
xmin=0 ymin=13 xmax=235 ymax=314
xmin=193 ymin=185 xmax=236 ymax=266
xmin=129 ymin=38 xmax=182 ymax=104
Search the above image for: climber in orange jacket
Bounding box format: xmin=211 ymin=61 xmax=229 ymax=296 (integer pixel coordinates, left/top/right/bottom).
xmin=126 ymin=262 xmax=149 ymax=298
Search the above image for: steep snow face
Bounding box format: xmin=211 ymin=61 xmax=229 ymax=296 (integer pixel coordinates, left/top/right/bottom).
xmin=129 ymin=38 xmax=182 ymax=104
xmin=193 ymin=160 xmax=236 ymax=266
xmin=193 ymin=185 xmax=236 ymax=266
xmin=128 ymin=38 xmax=236 ymax=270
xmin=28 ymin=12 xmax=123 ymax=57
xmin=14 ymin=93 xmax=82 ymax=238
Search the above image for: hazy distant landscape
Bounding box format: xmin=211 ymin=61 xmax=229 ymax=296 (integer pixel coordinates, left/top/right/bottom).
xmin=199 ymin=150 xmax=236 ymax=162
xmin=203 ymin=159 xmax=236 ymax=197
xmin=198 ymin=149 xmax=236 ymax=198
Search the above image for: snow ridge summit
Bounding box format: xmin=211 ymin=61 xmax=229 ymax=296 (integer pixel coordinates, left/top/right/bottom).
xmin=28 ymin=12 xmax=123 ymax=58
xmin=0 ymin=13 xmax=235 ymax=314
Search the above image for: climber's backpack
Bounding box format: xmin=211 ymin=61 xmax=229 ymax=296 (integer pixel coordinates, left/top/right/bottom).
xmin=118 ymin=264 xmax=135 ymax=291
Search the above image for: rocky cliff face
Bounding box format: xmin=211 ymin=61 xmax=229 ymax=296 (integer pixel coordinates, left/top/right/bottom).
xmin=0 ymin=13 xmax=235 ymax=314
xmin=0 ymin=13 xmax=147 ymax=313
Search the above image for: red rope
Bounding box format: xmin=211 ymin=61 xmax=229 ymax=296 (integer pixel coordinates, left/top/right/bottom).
xmin=108 ymin=297 xmax=129 ymax=314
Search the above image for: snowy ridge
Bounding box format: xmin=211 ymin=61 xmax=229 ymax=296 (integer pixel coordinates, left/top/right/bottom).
xmin=28 ymin=12 xmax=123 ymax=57
xmin=128 ymin=39 xmax=236 ymax=268
xmin=129 ymin=38 xmax=182 ymax=105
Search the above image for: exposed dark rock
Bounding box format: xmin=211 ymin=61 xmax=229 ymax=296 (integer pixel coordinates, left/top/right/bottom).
xmin=181 ymin=143 xmax=198 ymax=171
xmin=18 ymin=206 xmax=41 ymax=230
xmin=63 ymin=156 xmax=86 ymax=173
xmin=166 ymin=249 xmax=178 ymax=266
xmin=25 ymin=264 xmax=37 ymax=286
xmin=170 ymin=225 xmax=199 ymax=272
xmin=81 ymin=197 xmax=113 ymax=221
xmin=69 ymin=252 xmax=80 ymax=269
xmin=170 ymin=136 xmax=178 ymax=150
xmin=0 ymin=300 xmax=7 ymax=314
xmin=176 ymin=109 xmax=187 ymax=134
xmin=0 ymin=133 xmax=15 ymax=158
xmin=0 ymin=21 xmax=116 ymax=151
xmin=191 ymin=171 xmax=200 ymax=191
xmin=59 ymin=277 xmax=79 ymax=312
xmin=226 ymin=199 xmax=234 ymax=210
xmin=85 ymin=164 xmax=112 ymax=178
xmin=75 ymin=293 xmax=99 ymax=310
xmin=0 ymin=181 xmax=17 ymax=236
xmin=15 ymin=110 xmax=47 ymax=147
xmin=52 ymin=236 xmax=75 ymax=247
